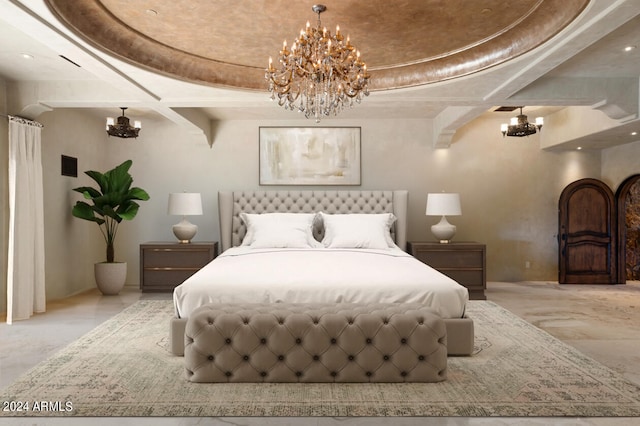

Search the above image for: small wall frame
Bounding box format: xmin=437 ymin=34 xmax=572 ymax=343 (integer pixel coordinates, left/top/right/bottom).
xmin=61 ymin=155 xmax=78 ymax=177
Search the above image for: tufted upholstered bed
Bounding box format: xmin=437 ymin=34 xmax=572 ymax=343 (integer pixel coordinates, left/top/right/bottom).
xmin=169 ymin=190 xmax=474 ymax=360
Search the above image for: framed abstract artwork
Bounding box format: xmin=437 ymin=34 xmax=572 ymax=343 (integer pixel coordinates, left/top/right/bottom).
xmin=259 ymin=127 xmax=361 ymax=185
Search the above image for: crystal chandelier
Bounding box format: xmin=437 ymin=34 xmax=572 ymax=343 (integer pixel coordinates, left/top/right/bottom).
xmin=106 ymin=107 xmax=141 ymax=138
xmin=500 ymin=107 xmax=543 ymax=137
xmin=265 ymin=4 xmax=370 ymax=122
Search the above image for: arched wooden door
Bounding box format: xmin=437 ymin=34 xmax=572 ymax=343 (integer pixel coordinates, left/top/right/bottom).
xmin=615 ymin=174 xmax=640 ymax=284
xmin=559 ymin=178 xmax=617 ymax=284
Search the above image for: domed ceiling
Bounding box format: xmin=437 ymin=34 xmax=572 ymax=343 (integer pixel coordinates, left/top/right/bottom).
xmin=46 ymin=0 xmax=588 ymax=91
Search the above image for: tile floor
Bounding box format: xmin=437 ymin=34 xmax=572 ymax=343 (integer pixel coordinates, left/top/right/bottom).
xmin=1 ymin=281 xmax=639 ymax=425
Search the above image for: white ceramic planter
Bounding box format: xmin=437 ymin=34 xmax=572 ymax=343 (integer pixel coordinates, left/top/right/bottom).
xmin=94 ymin=262 xmax=127 ymax=295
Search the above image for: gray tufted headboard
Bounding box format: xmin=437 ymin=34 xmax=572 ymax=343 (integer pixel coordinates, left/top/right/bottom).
xmin=218 ymin=190 xmax=408 ymax=252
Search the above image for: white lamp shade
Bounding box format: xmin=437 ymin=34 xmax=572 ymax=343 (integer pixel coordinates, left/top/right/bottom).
xmin=426 ymin=193 xmax=461 ymax=216
xmin=168 ymin=193 xmax=203 ymax=216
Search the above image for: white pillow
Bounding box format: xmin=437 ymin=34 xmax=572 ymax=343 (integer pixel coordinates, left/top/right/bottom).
xmin=318 ymin=212 xmax=397 ymax=249
xmin=240 ymin=213 xmax=322 ymax=248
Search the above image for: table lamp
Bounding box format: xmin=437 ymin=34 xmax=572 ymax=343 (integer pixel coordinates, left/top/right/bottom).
xmin=426 ymin=193 xmax=461 ymax=243
xmin=167 ymin=192 xmax=203 ymax=243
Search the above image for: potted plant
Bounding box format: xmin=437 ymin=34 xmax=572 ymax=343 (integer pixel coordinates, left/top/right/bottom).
xmin=72 ymin=159 xmax=150 ymax=295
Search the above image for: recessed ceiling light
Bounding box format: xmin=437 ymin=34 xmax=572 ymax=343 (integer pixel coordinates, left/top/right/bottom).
xmin=577 ymin=147 xmax=582 ymax=150
xmin=20 ymin=53 xmax=34 ymax=60
xmin=632 ymin=131 xmax=638 ymax=136
xmin=624 ymin=45 xmax=636 ymax=52
xmin=146 ymin=9 xmax=158 ymax=16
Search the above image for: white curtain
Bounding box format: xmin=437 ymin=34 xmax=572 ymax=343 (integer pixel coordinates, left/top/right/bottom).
xmin=6 ymin=115 xmax=45 ymax=324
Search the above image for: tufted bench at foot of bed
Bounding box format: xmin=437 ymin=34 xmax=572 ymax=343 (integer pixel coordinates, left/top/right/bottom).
xmin=184 ymin=303 xmax=447 ymax=383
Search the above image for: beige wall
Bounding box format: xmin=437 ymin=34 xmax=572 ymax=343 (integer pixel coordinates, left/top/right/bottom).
xmin=11 ymin=107 xmax=614 ymax=303
xmin=601 ymin=140 xmax=640 ymax=190
xmin=38 ymin=110 xmax=106 ymax=300
xmin=0 ymin=91 xmax=634 ymax=307
xmin=446 ymin=118 xmax=601 ymax=280
xmin=0 ymin=50 xmax=632 ymax=310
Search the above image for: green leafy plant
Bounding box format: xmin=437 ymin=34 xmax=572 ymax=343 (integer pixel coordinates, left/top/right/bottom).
xmin=72 ymin=160 xmax=150 ymax=263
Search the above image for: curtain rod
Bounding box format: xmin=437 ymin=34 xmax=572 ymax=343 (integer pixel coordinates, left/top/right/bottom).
xmin=3 ymin=113 xmax=43 ymax=128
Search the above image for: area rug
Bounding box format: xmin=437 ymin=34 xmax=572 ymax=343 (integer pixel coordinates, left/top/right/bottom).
xmin=2 ymin=300 xmax=640 ymax=417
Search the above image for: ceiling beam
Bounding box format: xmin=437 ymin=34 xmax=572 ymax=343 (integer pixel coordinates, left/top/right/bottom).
xmin=433 ymin=106 xmax=488 ymax=148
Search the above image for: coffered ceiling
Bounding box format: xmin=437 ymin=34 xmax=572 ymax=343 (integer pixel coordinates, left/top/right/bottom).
xmin=0 ymin=0 xmax=639 ymax=149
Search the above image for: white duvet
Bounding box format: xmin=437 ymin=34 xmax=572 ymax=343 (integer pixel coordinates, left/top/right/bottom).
xmin=173 ymin=246 xmax=468 ymax=319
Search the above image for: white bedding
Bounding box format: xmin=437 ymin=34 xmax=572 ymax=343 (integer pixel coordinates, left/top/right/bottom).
xmin=173 ymin=246 xmax=468 ymax=319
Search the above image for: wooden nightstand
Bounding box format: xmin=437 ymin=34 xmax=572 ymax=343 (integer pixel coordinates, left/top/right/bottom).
xmin=407 ymin=241 xmax=486 ymax=300
xmin=139 ymin=241 xmax=218 ymax=292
